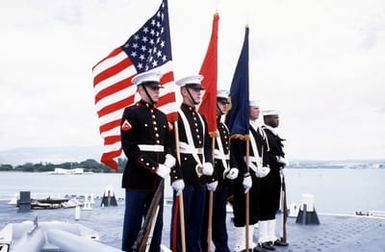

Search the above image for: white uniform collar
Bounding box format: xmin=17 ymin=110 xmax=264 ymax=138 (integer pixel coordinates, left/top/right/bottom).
xmin=263 ymin=124 xmax=278 ymax=135
xmin=249 ymin=120 xmax=260 ymax=132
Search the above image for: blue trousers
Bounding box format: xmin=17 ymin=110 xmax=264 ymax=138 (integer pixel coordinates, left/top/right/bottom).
xmin=201 ymin=187 xmax=231 ymax=252
xmin=122 ymin=189 xmax=164 ymax=252
xmin=171 ymin=184 xmax=206 ymax=252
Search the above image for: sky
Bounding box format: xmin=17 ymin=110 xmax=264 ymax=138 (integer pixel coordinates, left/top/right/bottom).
xmin=0 ymin=0 xmax=385 ymax=161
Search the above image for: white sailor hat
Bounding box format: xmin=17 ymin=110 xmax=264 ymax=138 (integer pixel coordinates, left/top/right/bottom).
xmin=249 ymin=99 xmax=261 ymax=108
xmin=263 ymin=109 xmax=280 ymax=116
xmin=175 ymin=74 xmax=204 ymax=90
xmin=132 ymin=71 xmax=163 ymax=88
xmin=217 ymin=90 xmax=230 ymax=103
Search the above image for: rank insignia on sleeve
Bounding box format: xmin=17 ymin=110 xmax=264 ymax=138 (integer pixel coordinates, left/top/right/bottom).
xmin=122 ymin=120 xmax=132 ymax=131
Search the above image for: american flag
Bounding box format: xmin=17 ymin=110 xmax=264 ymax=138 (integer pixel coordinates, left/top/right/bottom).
xmin=92 ymin=0 xmax=177 ymax=170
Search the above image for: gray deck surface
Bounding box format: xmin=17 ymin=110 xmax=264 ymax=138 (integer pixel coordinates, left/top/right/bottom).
xmin=1 ymin=200 xmax=385 ymax=251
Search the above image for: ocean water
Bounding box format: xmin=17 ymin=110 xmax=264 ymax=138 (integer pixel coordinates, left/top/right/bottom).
xmin=1 ymin=168 xmax=384 ymax=214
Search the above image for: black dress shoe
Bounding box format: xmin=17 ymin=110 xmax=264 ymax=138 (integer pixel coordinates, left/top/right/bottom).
xmin=253 ymin=246 xmax=268 ymax=252
xmin=260 ymin=242 xmax=275 ymax=251
xmin=273 ymin=239 xmax=289 ymax=247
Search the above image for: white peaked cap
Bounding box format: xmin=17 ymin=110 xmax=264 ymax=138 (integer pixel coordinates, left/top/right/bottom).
xmin=132 ymin=71 xmax=162 ymax=86
xmin=249 ymin=99 xmax=261 ymax=107
xmin=263 ymin=109 xmax=280 ymax=116
xmin=217 ymin=89 xmax=229 ymax=99
xmin=175 ymin=74 xmax=204 ymax=87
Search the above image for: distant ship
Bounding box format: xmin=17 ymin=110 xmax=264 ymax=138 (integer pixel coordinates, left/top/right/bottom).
xmin=49 ymin=168 xmax=84 ymax=175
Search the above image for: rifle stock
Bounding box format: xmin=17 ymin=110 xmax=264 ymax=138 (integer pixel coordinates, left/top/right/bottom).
xmin=132 ymin=179 xmax=164 ymax=252
xmin=281 ymin=175 xmax=288 ymax=243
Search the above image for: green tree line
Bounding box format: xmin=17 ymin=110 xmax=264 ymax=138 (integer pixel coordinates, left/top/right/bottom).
xmin=0 ymin=158 xmax=127 ymax=173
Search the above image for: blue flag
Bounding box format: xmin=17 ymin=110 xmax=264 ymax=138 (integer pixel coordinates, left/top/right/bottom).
xmin=225 ymin=27 xmax=250 ymax=139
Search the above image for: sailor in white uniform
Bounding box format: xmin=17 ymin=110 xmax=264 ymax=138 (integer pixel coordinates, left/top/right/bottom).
xmin=230 ymin=100 xmax=270 ymax=251
xmin=257 ymin=109 xmax=289 ymax=250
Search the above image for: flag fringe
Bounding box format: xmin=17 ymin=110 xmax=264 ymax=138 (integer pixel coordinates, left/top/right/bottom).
xmin=209 ymin=131 xmax=219 ymax=138
xmin=230 ymin=134 xmax=250 ymax=141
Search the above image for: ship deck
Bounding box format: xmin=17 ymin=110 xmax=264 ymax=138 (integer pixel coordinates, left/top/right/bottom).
xmin=1 ymin=200 xmax=385 ymax=251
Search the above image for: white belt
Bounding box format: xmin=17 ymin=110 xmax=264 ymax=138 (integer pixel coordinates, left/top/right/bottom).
xmin=248 ymin=162 xmax=258 ymax=173
xmin=244 ymin=156 xmax=262 ymax=173
xmin=249 ymin=156 xmax=261 ymax=163
xmin=138 ymin=144 xmax=164 ymax=152
xmin=179 ymin=142 xmax=203 ymax=155
xmin=214 ymin=149 xmax=229 ymax=160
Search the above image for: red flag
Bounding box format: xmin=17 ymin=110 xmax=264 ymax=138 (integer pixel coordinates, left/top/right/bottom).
xmin=92 ymin=0 xmax=177 ymax=170
xmin=198 ymin=13 xmax=219 ymax=136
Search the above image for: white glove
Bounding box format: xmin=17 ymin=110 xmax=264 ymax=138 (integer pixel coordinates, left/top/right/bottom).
xmin=277 ymin=156 xmax=289 ymax=167
xmin=226 ymin=168 xmax=239 ymax=180
xmin=207 ymin=181 xmax=218 ymax=191
xmin=172 ymin=179 xmax=185 ymax=196
xmin=202 ymin=162 xmax=214 ymax=176
xmin=255 ymin=166 xmax=270 ymax=178
xmin=156 ymin=164 xmax=170 ymax=179
xmin=242 ymin=175 xmax=252 ymax=194
xmin=164 ymin=154 xmax=176 ymax=168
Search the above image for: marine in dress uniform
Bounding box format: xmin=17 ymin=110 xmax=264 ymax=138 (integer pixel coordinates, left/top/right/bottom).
xmin=120 ymin=71 xmax=181 ymax=252
xmin=200 ymin=90 xmax=239 ymax=252
xmin=257 ymin=110 xmax=289 ymax=251
xmin=230 ymin=100 xmax=270 ymax=252
xmin=170 ymin=74 xmax=215 ymax=252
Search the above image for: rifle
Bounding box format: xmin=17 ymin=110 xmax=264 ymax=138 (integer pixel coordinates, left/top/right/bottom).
xmin=132 ymin=179 xmax=164 ymax=252
xmin=281 ymin=173 xmax=288 ymax=243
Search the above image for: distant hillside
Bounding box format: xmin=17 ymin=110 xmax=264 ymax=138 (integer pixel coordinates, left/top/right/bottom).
xmin=0 ymin=146 xmax=105 ymax=166
xmin=289 ymin=159 xmax=385 ymax=169
xmin=1 ymin=146 xmax=384 ymax=169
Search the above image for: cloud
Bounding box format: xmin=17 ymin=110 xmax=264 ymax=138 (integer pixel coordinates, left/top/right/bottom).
xmin=0 ymin=0 xmax=384 ymax=160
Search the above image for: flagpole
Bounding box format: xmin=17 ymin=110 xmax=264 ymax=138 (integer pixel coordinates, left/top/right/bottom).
xmin=215 ymin=0 xmax=219 ymax=13
xmin=225 ymin=23 xmax=250 ymax=252
xmin=174 ymin=122 xmax=186 ymax=252
xmin=206 ymin=136 xmax=216 ymax=252
xmin=207 ymin=190 xmax=213 ymax=252
xmin=245 ymin=138 xmax=250 ymax=251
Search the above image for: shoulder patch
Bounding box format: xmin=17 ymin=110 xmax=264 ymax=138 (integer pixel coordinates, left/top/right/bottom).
xmin=121 ymin=119 xmax=132 ymax=131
